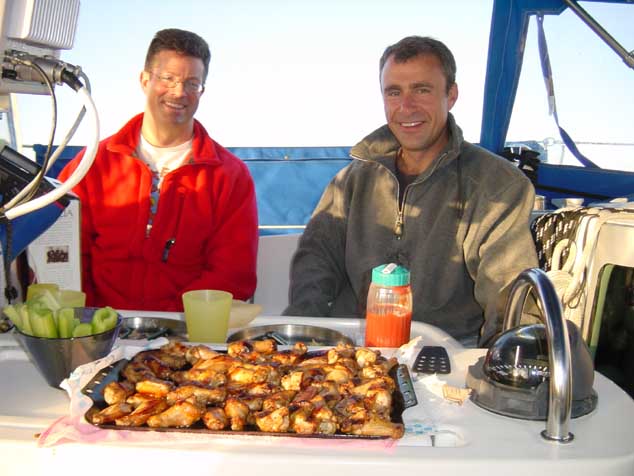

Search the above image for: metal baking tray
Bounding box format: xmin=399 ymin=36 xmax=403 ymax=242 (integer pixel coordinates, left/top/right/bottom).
xmin=82 ymin=349 xmax=417 ymax=439
xmin=227 ymin=324 xmax=354 ymax=346
xmin=120 ymin=317 xmax=187 ymax=341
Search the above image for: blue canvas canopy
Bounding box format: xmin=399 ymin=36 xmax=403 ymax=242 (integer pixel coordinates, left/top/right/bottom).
xmin=481 ymin=0 xmax=632 ymax=154
xmin=481 ymin=0 xmax=634 ymax=203
xmin=32 ymin=144 xmax=352 ymax=236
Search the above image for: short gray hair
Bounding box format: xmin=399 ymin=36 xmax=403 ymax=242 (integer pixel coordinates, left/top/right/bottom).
xmin=379 ymin=36 xmax=456 ymax=93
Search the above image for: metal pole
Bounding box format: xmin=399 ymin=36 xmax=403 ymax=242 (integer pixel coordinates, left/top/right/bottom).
xmin=563 ymin=0 xmax=634 ymax=69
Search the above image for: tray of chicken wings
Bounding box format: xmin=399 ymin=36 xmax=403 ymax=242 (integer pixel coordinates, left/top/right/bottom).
xmin=83 ymin=339 xmax=418 ymax=439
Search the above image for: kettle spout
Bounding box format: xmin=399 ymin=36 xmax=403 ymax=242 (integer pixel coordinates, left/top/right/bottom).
xmin=503 ymin=268 xmax=574 ymax=443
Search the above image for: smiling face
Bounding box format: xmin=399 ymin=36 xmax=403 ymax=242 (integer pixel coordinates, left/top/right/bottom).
xmin=381 ymin=53 xmax=458 ymax=168
xmin=140 ymin=49 xmax=205 ymax=144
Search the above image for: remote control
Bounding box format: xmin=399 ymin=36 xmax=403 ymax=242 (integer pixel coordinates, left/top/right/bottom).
xmin=413 ymin=346 xmax=451 ymax=375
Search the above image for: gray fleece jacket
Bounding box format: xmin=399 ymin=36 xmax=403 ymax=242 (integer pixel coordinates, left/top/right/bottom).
xmin=284 ymin=114 xmax=538 ymax=344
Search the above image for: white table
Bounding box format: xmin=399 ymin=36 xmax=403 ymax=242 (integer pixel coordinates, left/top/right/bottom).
xmin=1 ymin=315 xmax=633 ymax=476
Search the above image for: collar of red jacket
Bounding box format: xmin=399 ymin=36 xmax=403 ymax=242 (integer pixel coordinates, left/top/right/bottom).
xmin=106 ymin=113 xmax=222 ymax=166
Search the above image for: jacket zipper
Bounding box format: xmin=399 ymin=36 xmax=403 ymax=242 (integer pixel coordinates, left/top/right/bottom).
xmin=395 ymin=210 xmax=404 ymax=238
xmin=350 ymin=151 xmax=449 ymax=239
xmin=351 ymin=152 xmax=404 ymax=238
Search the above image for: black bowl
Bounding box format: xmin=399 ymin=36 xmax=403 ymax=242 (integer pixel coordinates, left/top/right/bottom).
xmin=13 ymin=307 xmax=121 ymax=388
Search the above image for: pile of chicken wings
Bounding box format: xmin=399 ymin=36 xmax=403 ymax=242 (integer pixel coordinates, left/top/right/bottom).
xmin=90 ymin=339 xmax=404 ymax=438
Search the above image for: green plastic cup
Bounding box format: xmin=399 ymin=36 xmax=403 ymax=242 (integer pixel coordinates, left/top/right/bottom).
xmin=182 ymin=290 xmax=233 ymax=343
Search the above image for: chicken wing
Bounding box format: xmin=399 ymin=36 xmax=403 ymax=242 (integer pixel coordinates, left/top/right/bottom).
xmin=227 ymin=340 xmax=253 ymax=358
xmin=341 ymin=414 xmax=404 ymax=439
xmin=175 ymin=368 xmax=228 ymax=388
xmin=327 ymin=345 xmax=357 ymax=365
xmin=323 ymin=364 xmax=353 ymax=384
xmin=166 ymin=384 xmax=227 ymax=407
xmin=281 ymin=370 xmax=303 ymax=391
xmin=297 ymin=353 xmax=329 ymax=368
xmin=91 ymin=402 xmax=133 ymax=424
xmin=251 ymin=338 xmax=277 ymax=355
xmin=351 ymin=376 xmax=396 ymax=396
xmin=103 ymin=380 xmax=135 ymax=405
xmin=152 ymin=350 xmax=187 ymax=370
xmin=135 ymin=377 xmax=174 ymax=397
xmin=202 ymin=407 xmax=228 ymax=430
xmin=270 ymin=350 xmax=301 ymax=366
xmin=192 ymin=354 xmax=237 ymax=373
xmin=364 ymin=387 xmax=392 ymax=416
xmin=334 ymin=395 xmax=368 ymax=422
xmin=313 ymin=406 xmax=338 ymax=435
xmin=185 ymin=344 xmax=221 ymax=365
xmin=121 ymin=360 xmax=154 ymax=383
xmin=143 ymin=354 xmax=177 ymax=380
xmin=291 ymin=386 xmax=329 ymax=412
xmin=126 ymin=392 xmax=156 ymax=408
xmin=290 ymin=406 xmax=316 ymax=434
xmin=115 ymin=398 xmax=169 ymax=427
xmin=147 ymin=400 xmax=202 ymax=428
xmin=227 ymin=363 xmax=270 ymax=385
xmin=224 ymin=397 xmax=250 ymax=431
xmin=254 ymin=406 xmax=290 ymax=433
xmin=262 ymin=390 xmax=295 ymax=412
xmin=355 ymin=348 xmax=379 ymax=368
xmin=360 ymin=357 xmax=398 ymax=379
xmin=160 ymin=341 xmax=190 ymax=359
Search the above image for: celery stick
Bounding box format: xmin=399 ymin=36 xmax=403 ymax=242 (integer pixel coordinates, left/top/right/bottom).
xmin=52 ymin=306 xmax=59 ymax=329
xmin=28 ymin=289 xmax=61 ymax=313
xmin=57 ymin=308 xmax=76 ymax=338
xmin=72 ymin=323 xmax=93 ymax=338
xmin=91 ymin=306 xmax=118 ymax=334
xmin=2 ymin=305 xmax=22 ymax=331
xmin=30 ymin=307 xmax=58 ymax=338
xmin=17 ymin=304 xmax=33 ymax=335
xmin=26 ymin=283 xmax=59 ymax=302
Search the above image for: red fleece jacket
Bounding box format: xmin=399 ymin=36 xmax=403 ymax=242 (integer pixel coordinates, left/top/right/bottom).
xmin=58 ymin=113 xmax=258 ymax=311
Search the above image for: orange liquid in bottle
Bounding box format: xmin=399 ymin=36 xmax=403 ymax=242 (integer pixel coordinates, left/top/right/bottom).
xmin=365 ymin=304 xmax=412 ymax=347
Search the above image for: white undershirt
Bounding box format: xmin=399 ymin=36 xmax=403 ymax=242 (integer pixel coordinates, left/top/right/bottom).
xmin=137 ymin=134 xmax=193 ymax=186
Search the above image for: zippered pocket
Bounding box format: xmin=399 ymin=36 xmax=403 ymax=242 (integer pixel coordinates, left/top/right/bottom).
xmin=162 ymin=187 xmax=186 ymax=262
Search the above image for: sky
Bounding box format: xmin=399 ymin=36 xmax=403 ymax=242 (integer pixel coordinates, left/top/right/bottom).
xmin=8 ymin=0 xmax=634 ymax=170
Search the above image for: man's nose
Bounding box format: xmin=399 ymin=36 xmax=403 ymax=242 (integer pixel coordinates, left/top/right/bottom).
xmin=398 ymin=93 xmax=416 ymax=112
xmin=171 ymin=81 xmax=187 ymax=96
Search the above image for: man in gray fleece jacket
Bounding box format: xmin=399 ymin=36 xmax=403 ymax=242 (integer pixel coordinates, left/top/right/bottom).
xmin=283 ymin=36 xmax=538 ymax=346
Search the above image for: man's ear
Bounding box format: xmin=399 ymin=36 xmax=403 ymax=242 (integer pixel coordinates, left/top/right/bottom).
xmin=447 ymin=82 xmax=459 ymax=110
xmin=140 ymin=70 xmax=150 ymax=93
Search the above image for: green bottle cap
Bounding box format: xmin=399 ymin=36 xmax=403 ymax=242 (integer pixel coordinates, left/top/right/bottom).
xmin=371 ymin=263 xmax=410 ymax=286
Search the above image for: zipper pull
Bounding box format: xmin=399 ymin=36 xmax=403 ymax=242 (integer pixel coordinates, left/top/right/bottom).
xmin=394 ymin=211 xmax=404 ymax=238
xmin=162 ymin=238 xmax=176 ymax=262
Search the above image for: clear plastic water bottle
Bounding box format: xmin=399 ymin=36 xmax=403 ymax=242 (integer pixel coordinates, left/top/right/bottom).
xmin=364 ymin=263 xmax=412 ymax=347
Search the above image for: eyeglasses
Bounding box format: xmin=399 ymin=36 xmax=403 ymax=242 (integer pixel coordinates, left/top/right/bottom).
xmin=149 ymin=72 xmax=204 ymax=94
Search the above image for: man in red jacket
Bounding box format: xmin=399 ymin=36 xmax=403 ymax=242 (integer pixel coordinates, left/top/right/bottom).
xmin=59 ymin=29 xmax=258 ymax=311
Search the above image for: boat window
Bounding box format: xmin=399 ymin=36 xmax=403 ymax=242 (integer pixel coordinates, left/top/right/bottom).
xmin=507 ymin=2 xmax=634 ymax=171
